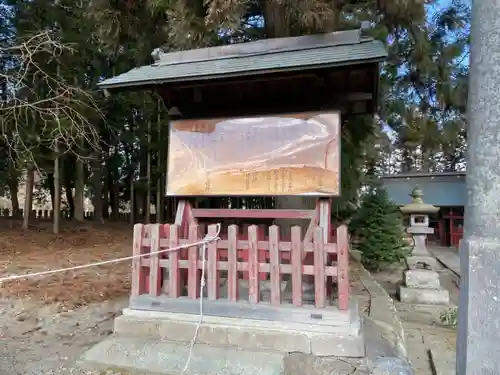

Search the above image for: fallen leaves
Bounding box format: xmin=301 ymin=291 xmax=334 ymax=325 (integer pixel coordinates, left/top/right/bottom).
xmin=0 ymin=220 xmax=133 ymax=309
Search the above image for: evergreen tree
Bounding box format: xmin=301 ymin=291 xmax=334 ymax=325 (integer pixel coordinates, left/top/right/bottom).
xmin=349 ymin=185 xmax=408 ymax=271
xmin=0 ymin=0 xmax=472 ymax=226
xmin=382 ymin=1 xmax=470 ymax=173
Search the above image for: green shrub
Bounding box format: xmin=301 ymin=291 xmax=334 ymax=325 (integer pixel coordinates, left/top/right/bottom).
xmin=349 ymin=185 xmax=409 ymax=271
xmin=440 ymin=307 xmax=458 ymax=328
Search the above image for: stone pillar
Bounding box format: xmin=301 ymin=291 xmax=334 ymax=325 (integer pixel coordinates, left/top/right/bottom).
xmin=457 ymin=1 xmax=500 ymax=373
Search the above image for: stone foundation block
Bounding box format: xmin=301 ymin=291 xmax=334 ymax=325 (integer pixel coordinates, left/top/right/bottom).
xmin=399 ymin=286 xmax=450 ymax=305
xmin=310 ymin=332 xmax=365 ymax=357
xmin=404 ymin=269 xmax=441 ymax=289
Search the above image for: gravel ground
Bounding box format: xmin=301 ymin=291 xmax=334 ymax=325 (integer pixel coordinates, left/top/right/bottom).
xmin=0 ymin=297 xmax=128 ymax=375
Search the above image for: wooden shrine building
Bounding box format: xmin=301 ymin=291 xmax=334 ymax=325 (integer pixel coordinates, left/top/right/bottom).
xmin=85 ymin=28 xmax=388 ymax=373
xmin=382 ymin=172 xmax=466 ymax=248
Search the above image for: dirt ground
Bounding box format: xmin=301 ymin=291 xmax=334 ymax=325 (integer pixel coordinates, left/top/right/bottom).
xmin=0 ymin=219 xmax=133 ymax=375
xmin=0 ymin=219 xmax=377 ymax=375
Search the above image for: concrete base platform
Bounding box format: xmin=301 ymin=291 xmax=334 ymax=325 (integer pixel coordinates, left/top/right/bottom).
xmin=114 ymin=300 xmax=365 ymax=357
xmin=399 ymin=286 xmax=450 ymax=305
xmin=82 ymin=336 xmax=285 ymax=375
xmin=79 ymin=297 xmax=365 ymax=374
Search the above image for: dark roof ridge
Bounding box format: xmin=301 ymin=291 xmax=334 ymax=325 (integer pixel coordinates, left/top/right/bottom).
xmin=151 ymin=29 xmax=366 ymax=67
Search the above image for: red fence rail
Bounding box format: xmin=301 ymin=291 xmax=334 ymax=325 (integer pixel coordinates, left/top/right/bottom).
xmin=132 ymin=223 xmax=350 ymax=310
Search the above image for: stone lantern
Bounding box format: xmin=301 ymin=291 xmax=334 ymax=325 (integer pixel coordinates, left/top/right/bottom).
xmin=398 ymin=186 xmax=450 ymax=305
xmin=400 ymin=186 xmax=439 ymax=269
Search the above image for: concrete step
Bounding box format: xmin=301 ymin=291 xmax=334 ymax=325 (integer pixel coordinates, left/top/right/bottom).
xmin=81 ymin=336 xmax=285 ymax=375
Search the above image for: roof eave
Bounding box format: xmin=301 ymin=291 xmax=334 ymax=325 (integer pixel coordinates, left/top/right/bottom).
xmin=98 ymin=55 xmax=387 ymax=91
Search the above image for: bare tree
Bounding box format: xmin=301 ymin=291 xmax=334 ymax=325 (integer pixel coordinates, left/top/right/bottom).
xmin=0 ymin=31 xmax=103 ymax=232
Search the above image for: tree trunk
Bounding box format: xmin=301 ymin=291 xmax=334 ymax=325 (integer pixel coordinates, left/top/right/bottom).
xmin=145 ymin=119 xmax=152 ymax=224
xmin=129 ymin=118 xmax=136 ymax=225
xmin=47 ymin=172 xmax=55 ymax=210
xmin=7 ymin=161 xmax=20 ymax=218
xmin=156 ymin=101 xmax=165 ymax=223
xmin=91 ymin=152 xmax=104 ymax=223
xmin=63 ymin=162 xmax=75 ymax=218
xmin=130 ymin=169 xmax=135 ymax=224
xmin=102 ymin=157 xmax=110 ymax=219
xmin=53 ymin=145 xmax=61 ymax=235
xmin=21 ymin=166 xmax=35 ymax=231
xmin=263 ymin=0 xmax=290 ymax=37
xmin=421 ymin=146 xmax=433 ymax=172
xmin=53 ymin=64 xmax=62 ymax=233
xmin=73 ymin=75 xmax=85 ymax=221
xmin=110 ymin=170 xmax=120 ymax=220
xmin=138 ymin=134 xmax=148 ymax=221
xmin=74 ymin=156 xmax=85 ymax=221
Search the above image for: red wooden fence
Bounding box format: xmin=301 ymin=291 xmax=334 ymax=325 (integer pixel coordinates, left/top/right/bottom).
xmin=132 ymin=223 xmax=350 ymax=310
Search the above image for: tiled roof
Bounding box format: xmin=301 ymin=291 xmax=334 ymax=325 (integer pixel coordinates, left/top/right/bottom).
xmin=99 ymin=29 xmax=387 ymax=90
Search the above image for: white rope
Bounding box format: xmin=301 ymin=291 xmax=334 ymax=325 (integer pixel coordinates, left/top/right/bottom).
xmin=182 ymin=223 xmax=221 ymax=373
xmin=0 ymin=222 xmax=221 ymax=375
xmin=182 ymin=240 xmax=208 ymax=374
xmin=0 ymin=226 xmax=221 ymax=284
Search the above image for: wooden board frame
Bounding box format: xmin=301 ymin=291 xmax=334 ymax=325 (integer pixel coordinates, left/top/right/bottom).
xmin=166 ymin=111 xmax=341 ymax=197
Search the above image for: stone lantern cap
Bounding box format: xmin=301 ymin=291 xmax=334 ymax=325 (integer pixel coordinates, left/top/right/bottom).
xmin=400 ymin=186 xmax=440 ymax=215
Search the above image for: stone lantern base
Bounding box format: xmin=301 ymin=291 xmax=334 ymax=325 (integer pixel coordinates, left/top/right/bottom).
xmin=398 ymin=269 xmax=450 ymax=305
xmin=405 ymin=255 xmax=439 ymax=271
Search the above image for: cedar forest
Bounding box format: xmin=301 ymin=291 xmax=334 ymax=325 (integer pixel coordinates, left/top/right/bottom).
xmin=0 ymin=0 xmax=470 ymax=233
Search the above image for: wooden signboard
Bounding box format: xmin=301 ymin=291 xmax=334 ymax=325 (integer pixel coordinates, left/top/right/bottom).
xmin=166 ymin=112 xmax=340 ymax=196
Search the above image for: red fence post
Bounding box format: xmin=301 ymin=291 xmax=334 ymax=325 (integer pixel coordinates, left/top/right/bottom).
xmin=207 ymin=224 xmax=219 ymax=300
xmin=269 ymin=225 xmax=281 ymax=305
xmin=291 ymin=226 xmax=303 ymax=306
xmin=258 ymin=225 xmax=267 ymax=281
xmin=313 ymin=227 xmax=326 ymax=308
xmin=149 ymin=224 xmax=162 ymax=296
xmin=248 ymin=225 xmax=260 ymax=304
xmin=241 ymin=224 xmax=250 ymax=280
xmin=227 ymin=225 xmax=239 ymax=302
xmin=169 ymin=225 xmax=181 ymax=298
xmin=131 ymin=224 xmax=146 ymax=296
xmin=187 ymin=224 xmax=200 ymax=299
xmin=337 ymin=225 xmax=350 ymax=310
